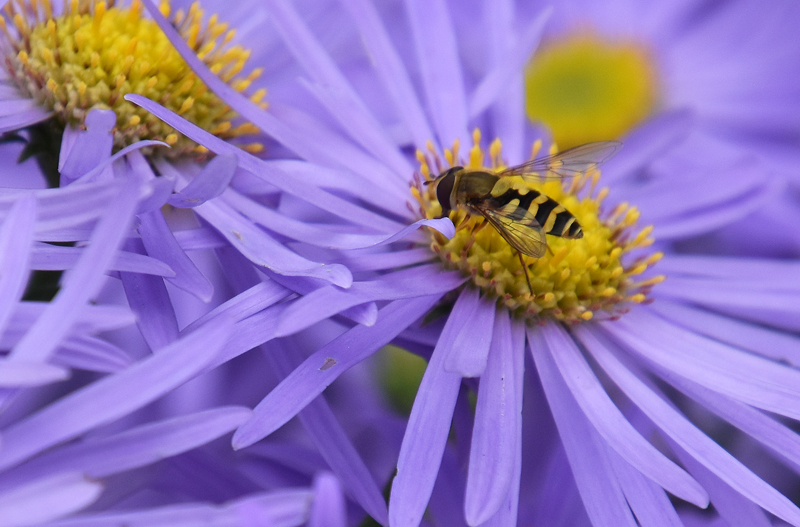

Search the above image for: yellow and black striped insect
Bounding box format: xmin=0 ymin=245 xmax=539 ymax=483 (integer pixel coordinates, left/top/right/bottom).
xmin=431 ymin=141 xmax=621 ymax=292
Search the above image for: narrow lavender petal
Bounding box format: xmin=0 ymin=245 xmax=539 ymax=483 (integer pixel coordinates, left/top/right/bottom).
xmin=7 ymin=303 xmax=135 ymax=337
xmin=128 ymin=97 xmax=406 ymax=232
xmin=120 ymin=241 xmax=180 ymax=351
xmin=0 ymin=194 xmax=36 ymax=338
xmin=465 ymin=311 xmax=523 ymax=525
xmin=257 ymin=159 xmax=408 ymax=218
xmin=652 ymin=182 xmax=777 ymax=240
xmin=138 ymin=210 xmax=213 ymax=301
xmin=0 ymin=106 xmax=51 ymax=133
xmin=51 ymin=336 xmax=133 ymax=373
xmin=70 ymin=140 xmax=168 ymax=185
xmin=332 ymin=248 xmax=433 ymax=272
xmin=58 ymin=110 xmax=115 ymax=185
xmin=661 ymin=369 xmax=800 ymax=474
xmin=540 ymin=323 xmax=707 ymax=507
xmin=388 ymin=303 xmax=468 ymax=527
xmin=308 ymin=473 xmax=346 ymax=527
xmin=576 ymin=326 xmax=800 ymax=526
xmin=649 ymin=300 xmax=800 ymax=367
xmin=225 ymin=188 xmax=453 ymax=249
xmin=265 ymin=342 xmax=388 ymax=525
xmin=30 ymin=243 xmax=175 ymax=277
xmin=609 ymin=309 xmax=800 ymax=421
xmin=0 ymin=407 xmax=250 ymax=486
xmin=601 ymin=110 xmax=694 ymax=184
xmin=606 ymin=444 xmax=684 ymax=527
xmin=528 ymin=327 xmax=638 ymax=527
xmin=181 ymin=280 xmax=291 ymax=335
xmin=444 ymin=288 xmax=495 ymax=377
xmin=275 ymin=265 xmax=464 ymax=336
xmin=44 ymin=489 xmax=314 ymax=527
xmin=266 ymin=0 xmax=413 ymax=179
xmin=299 ymin=79 xmax=414 ymax=180
xmin=0 ymin=318 xmax=233 ymax=471
xmin=232 ymin=295 xmax=441 ymax=449
xmin=10 ymin=177 xmax=141 ymax=363
xmin=404 ymin=0 xmax=469 ymax=145
xmin=0 ymin=472 xmax=103 ymax=526
xmin=341 ymin=0 xmax=434 ymax=148
xmin=192 ymin=195 xmax=353 ymax=287
xmin=339 ymin=302 xmax=378 ymax=327
xmin=173 ymin=226 xmax=226 ymax=251
xmin=671 ymin=441 xmax=772 ymax=527
xmin=468 ymin=8 xmax=551 ymax=118
xmin=167 ymin=154 xmax=237 ymax=208
xmin=478 ymin=319 xmax=526 ymax=527
xmin=657 ymin=254 xmax=800 ymax=283
xmin=0 ymin=359 xmax=69 ymax=387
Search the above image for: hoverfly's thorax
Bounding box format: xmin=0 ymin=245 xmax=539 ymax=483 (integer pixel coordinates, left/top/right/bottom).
xmin=454 ymin=170 xmax=499 ymax=205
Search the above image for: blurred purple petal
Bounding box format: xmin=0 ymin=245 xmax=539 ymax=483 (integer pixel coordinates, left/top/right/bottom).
xmin=58 ymin=110 xmax=115 ymax=185
xmin=444 ymin=288 xmax=495 ymax=377
xmin=0 ymin=359 xmax=69 ymax=387
xmin=0 ymin=317 xmax=233 ymax=470
xmin=30 ymin=243 xmax=174 ymax=277
xmin=309 ymin=472 xmax=347 ymax=527
xmin=232 ymin=295 xmax=441 ymax=449
xmin=0 ymin=194 xmax=36 ymax=337
xmin=0 ymin=472 xmax=103 ymax=526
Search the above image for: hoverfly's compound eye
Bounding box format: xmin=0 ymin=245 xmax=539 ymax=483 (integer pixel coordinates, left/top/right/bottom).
xmin=435 ymin=167 xmax=461 ymax=217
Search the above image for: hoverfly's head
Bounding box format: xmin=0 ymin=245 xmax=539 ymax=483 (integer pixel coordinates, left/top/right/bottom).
xmin=431 ymin=166 xmax=462 ymax=218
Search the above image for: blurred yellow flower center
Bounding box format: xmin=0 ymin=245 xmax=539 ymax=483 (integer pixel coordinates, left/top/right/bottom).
xmin=1 ymin=0 xmax=267 ymax=155
xmin=412 ymin=130 xmax=663 ymax=324
xmin=525 ymin=34 xmax=657 ymax=149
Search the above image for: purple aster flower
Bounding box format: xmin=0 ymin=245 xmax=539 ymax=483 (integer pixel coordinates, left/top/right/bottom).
xmin=125 ymin=0 xmax=800 ymax=526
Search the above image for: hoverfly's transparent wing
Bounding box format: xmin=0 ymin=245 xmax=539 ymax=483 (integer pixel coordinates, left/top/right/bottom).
xmin=473 ymin=201 xmax=548 ymax=258
xmin=497 ymin=140 xmax=622 ymax=182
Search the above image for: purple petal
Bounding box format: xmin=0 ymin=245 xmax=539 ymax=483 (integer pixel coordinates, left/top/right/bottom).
xmin=0 ymin=194 xmax=36 ymax=337
xmin=309 ymin=473 xmax=347 ymax=527
xmin=10 ymin=177 xmax=141 ymax=363
xmin=528 ymin=327 xmax=638 ymax=527
xmin=129 ymin=95 xmax=405 ymax=231
xmin=45 ymin=489 xmax=313 ymax=527
xmin=609 ymin=309 xmax=800 ymax=421
xmin=468 ymin=8 xmax=551 ymax=118
xmin=58 ymin=110 xmax=115 ymax=185
xmin=0 ymin=104 xmax=51 ymax=134
xmin=232 ymin=295 xmax=442 ymax=449
xmin=576 ymin=326 xmax=800 ymax=526
xmin=606 ymin=444 xmax=684 ymax=527
xmin=275 ymin=265 xmax=464 ymax=337
xmin=265 ymin=341 xmax=388 ymax=525
xmin=540 ymin=323 xmax=708 ymax=507
xmin=8 ymin=303 xmax=135 ymax=336
xmin=51 ymin=336 xmax=133 ymax=373
xmin=649 ymin=299 xmax=800 ymax=368
xmin=0 ymin=472 xmax=102 ymax=525
xmin=340 ymin=0 xmax=434 ymax=148
xmin=389 ymin=287 xmax=487 ymax=527
xmin=138 ymin=210 xmax=213 ymax=301
xmin=167 ymin=154 xmax=237 ymax=208
xmin=331 ymin=248 xmax=433 ymax=272
xmin=0 ymin=359 xmax=69 ymax=387
xmin=0 ymin=318 xmax=233 ymax=470
xmin=444 ymin=288 xmax=495 ymax=377
xmin=671 ymin=442 xmax=772 ymax=527
xmin=404 ymin=0 xmax=469 ymax=146
xmin=30 ymin=243 xmax=174 ymax=277
xmin=0 ymin=406 xmax=250 ymax=485
xmin=464 ymin=311 xmax=524 ymax=525
xmin=189 ymin=193 xmax=353 ymax=287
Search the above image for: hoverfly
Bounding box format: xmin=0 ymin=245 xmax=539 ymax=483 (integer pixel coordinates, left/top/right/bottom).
xmin=431 ymin=141 xmax=622 ymax=293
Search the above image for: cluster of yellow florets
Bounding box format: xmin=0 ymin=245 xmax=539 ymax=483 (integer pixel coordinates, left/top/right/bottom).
xmin=1 ymin=0 xmax=265 ymax=155
xmin=412 ymin=130 xmax=663 ymax=324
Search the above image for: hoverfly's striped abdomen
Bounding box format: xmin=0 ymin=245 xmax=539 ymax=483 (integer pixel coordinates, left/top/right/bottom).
xmin=487 ymin=186 xmax=583 ymax=239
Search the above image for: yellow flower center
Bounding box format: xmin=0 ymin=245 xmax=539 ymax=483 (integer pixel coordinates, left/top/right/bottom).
xmin=412 ymin=130 xmax=663 ymax=324
xmin=525 ymin=33 xmax=658 ymax=149
xmin=1 ymin=0 xmax=267 ymax=156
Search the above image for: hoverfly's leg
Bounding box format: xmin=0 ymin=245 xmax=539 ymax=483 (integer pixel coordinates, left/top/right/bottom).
xmin=546 ymin=244 xmax=555 ymax=257
xmin=517 ymin=251 xmax=533 ymax=295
